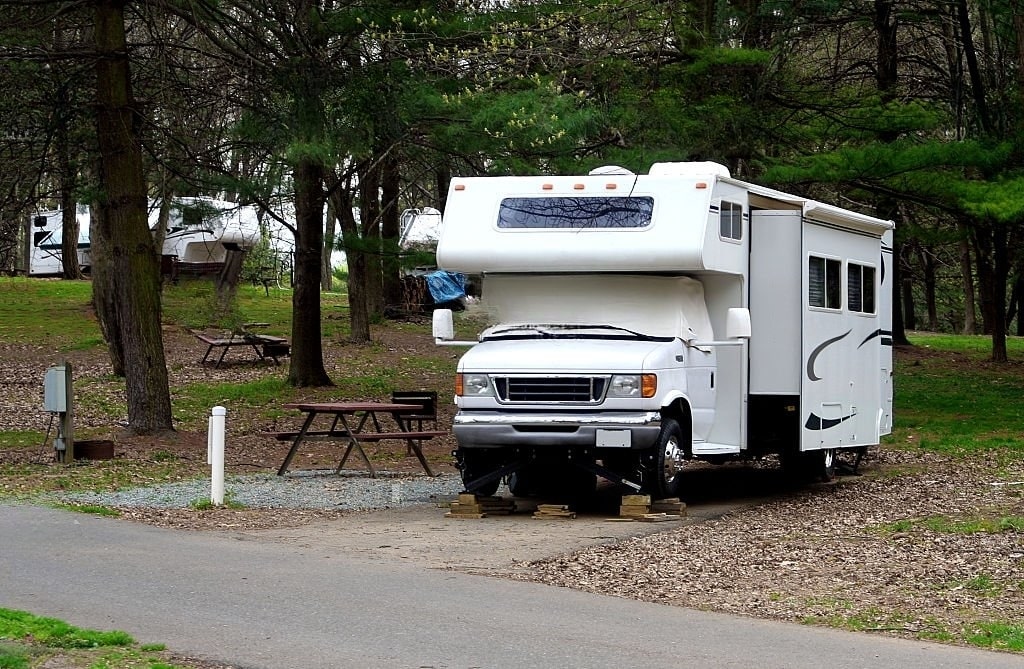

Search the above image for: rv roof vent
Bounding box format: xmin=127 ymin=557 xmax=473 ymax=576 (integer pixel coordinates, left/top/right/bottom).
xmin=648 ymin=162 xmax=731 ymax=178
xmin=588 ymin=165 xmax=635 ymax=176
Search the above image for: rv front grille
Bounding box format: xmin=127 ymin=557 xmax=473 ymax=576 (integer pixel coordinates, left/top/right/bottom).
xmin=492 ymin=376 xmax=608 ymax=404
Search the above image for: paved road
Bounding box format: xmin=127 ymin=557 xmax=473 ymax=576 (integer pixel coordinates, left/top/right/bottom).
xmin=3 ymin=504 xmax=1022 ymax=669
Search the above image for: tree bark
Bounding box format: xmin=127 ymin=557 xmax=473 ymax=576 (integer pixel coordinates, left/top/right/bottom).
xmin=56 ymin=83 xmax=82 ymax=281
xmin=361 ymin=161 xmax=384 ymax=319
xmin=93 ymin=0 xmax=172 ymax=433
xmin=381 ymin=150 xmax=402 ymax=310
xmin=959 ymin=225 xmax=977 ymax=334
xmin=288 ymin=156 xmax=333 ymax=386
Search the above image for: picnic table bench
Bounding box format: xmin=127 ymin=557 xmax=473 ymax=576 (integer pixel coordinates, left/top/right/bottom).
xmin=269 ymin=402 xmax=446 ymax=477
xmin=190 ymin=328 xmax=290 ymax=368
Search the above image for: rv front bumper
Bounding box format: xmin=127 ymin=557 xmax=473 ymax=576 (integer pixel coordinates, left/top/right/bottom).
xmin=452 ymin=411 xmax=662 ymax=450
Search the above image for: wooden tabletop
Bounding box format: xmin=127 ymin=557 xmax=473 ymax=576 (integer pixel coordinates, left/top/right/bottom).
xmin=282 ymin=402 xmax=423 ymax=413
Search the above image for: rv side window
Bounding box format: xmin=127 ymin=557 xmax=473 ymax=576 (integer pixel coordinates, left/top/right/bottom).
xmin=497 ymin=197 xmax=654 ymax=229
xmin=809 ymin=256 xmax=841 ymax=309
xmin=719 ymin=201 xmax=742 ymax=240
xmin=848 ymin=263 xmax=876 ymax=314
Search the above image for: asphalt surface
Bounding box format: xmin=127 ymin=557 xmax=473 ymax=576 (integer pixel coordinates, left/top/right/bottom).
xmin=3 ymin=504 xmax=1023 ymax=669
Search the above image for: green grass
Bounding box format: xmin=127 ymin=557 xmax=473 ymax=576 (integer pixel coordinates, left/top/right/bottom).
xmin=51 ymin=503 xmax=122 ymax=517
xmin=0 ymin=431 xmax=46 ymax=449
xmin=0 ymin=279 xmax=99 ymax=348
xmin=888 ymin=333 xmax=1024 ymax=455
xmin=0 ymin=608 xmax=132 ymax=649
xmin=0 ymin=608 xmax=188 ymax=668
xmin=965 ymin=621 xmax=1024 ymax=651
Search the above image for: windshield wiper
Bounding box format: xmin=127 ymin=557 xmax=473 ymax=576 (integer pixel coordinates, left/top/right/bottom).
xmin=481 ymin=324 xmax=672 ymax=342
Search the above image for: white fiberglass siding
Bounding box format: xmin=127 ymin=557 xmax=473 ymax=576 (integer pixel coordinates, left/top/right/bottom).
xmin=437 ymin=174 xmax=718 ymax=273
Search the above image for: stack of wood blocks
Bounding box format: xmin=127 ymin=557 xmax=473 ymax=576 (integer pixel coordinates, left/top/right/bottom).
xmin=615 ymin=494 xmax=687 ymax=522
xmin=445 ymin=493 xmax=516 ymax=518
xmin=650 ymin=497 xmax=687 ymax=516
xmin=618 ymin=494 xmax=652 ymax=518
xmin=532 ymin=504 xmax=576 ymax=520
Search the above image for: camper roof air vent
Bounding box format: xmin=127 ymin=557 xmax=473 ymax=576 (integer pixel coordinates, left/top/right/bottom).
xmin=648 ymin=162 xmax=731 ymax=178
xmin=588 ymin=165 xmax=634 ymax=176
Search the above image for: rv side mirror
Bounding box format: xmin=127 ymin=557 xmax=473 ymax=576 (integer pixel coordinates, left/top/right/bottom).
xmin=33 ymin=230 xmax=48 ymax=247
xmin=726 ymin=308 xmax=751 ymax=339
xmin=432 ymin=308 xmax=455 ymax=342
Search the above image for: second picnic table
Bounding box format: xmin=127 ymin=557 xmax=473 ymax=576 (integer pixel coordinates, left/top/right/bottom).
xmin=271 ymin=402 xmax=445 ymax=477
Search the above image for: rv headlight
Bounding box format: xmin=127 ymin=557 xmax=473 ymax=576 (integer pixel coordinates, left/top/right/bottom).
xmin=609 ymin=374 xmax=657 ymax=399
xmin=456 ymin=373 xmax=493 ymax=397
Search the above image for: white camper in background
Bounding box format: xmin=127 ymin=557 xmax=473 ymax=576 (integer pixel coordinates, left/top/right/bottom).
xmin=26 ymin=198 xmax=261 ymax=276
xmin=26 ymin=206 xmax=92 ymax=276
xmin=154 ymin=197 xmax=260 ymax=264
xmin=433 ymin=162 xmax=894 ymax=498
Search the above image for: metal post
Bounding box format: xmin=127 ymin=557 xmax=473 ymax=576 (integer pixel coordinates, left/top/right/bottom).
xmin=208 ymin=406 xmax=226 ymax=505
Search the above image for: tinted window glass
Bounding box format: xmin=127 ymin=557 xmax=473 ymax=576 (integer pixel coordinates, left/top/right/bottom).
xmin=498 ymin=197 xmax=654 ymax=229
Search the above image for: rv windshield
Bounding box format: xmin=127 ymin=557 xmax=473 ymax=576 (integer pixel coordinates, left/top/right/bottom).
xmin=481 ymin=323 xmax=672 ymax=342
xmin=497 ymin=197 xmax=653 ymax=229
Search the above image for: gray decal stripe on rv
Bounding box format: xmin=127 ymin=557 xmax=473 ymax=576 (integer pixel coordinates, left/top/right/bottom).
xmin=806 ymin=330 xmax=851 ymax=381
xmin=805 ymin=412 xmax=857 ymax=430
xmin=858 ymin=329 xmax=892 ymax=348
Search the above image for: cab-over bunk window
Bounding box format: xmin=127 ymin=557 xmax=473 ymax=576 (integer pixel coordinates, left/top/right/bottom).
xmin=719 ymin=201 xmax=743 ymax=240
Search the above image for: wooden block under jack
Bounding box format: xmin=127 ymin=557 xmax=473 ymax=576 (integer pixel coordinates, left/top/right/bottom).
xmin=449 ymin=502 xmax=483 ymax=513
xmin=619 ymin=504 xmax=651 ymax=517
xmin=650 ymin=500 xmax=687 ymax=516
xmin=636 ymin=513 xmax=682 ymax=522
xmin=445 ymin=511 xmax=486 ymax=519
xmin=533 ymin=504 xmax=576 ymax=519
xmin=622 ymin=494 xmax=652 ymax=506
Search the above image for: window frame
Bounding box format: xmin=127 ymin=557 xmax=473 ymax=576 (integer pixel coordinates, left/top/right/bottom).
xmin=808 ymin=254 xmax=842 ymax=311
xmin=718 ymin=200 xmax=743 ymax=242
xmin=847 ymin=261 xmax=876 ymax=315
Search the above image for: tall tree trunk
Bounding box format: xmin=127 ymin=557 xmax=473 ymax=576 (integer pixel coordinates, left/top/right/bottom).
xmin=338 ymin=188 xmax=371 ymax=343
xmin=972 ymin=218 xmax=996 ymax=336
xmin=959 ymin=226 xmax=977 ymax=334
xmin=93 ymin=0 xmax=172 ymax=433
xmin=381 ymin=151 xmax=402 ymax=310
xmin=919 ymin=245 xmax=938 ymax=331
xmin=874 ymin=1 xmax=910 ymax=346
xmin=56 ymin=83 xmax=82 ymax=281
xmin=88 ymin=202 xmax=124 ymax=377
xmin=322 ymin=196 xmax=335 ymax=292
xmin=361 ymin=161 xmax=384 ymax=319
xmin=289 ymin=156 xmax=332 ymax=386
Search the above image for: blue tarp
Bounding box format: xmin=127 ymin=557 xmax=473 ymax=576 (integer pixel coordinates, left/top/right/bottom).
xmin=424 ymin=271 xmax=467 ymax=304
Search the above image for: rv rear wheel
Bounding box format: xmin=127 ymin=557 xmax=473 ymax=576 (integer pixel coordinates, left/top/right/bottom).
xmin=648 ymin=418 xmax=685 ymax=499
xmin=813 ymin=448 xmax=837 ymax=482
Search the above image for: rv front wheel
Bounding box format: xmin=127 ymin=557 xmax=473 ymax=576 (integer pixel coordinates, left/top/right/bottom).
xmin=649 ymin=418 xmax=685 ymax=499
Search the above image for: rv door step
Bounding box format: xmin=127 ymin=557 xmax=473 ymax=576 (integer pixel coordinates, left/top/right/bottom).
xmin=691 ymin=442 xmax=741 ymax=456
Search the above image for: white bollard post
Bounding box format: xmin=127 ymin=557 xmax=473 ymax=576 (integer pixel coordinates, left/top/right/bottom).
xmin=209 ymin=406 xmax=226 ymax=505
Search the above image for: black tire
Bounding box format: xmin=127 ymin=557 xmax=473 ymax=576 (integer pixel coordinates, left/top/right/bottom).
xmin=458 ymin=449 xmax=501 ymax=496
xmin=647 ymin=418 xmax=685 ymax=499
xmin=507 ymin=466 xmax=535 ymax=497
xmin=812 ymin=448 xmax=837 ymax=482
xmin=781 ymin=447 xmax=836 ymax=483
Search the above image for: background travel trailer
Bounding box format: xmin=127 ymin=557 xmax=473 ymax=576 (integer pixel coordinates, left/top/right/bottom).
xmin=433 ymin=162 xmax=894 ymax=499
xmin=26 ymin=198 xmax=265 ymax=277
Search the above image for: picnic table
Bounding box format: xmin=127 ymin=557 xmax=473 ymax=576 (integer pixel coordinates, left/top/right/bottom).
xmin=269 ymin=402 xmax=445 ymax=477
xmin=190 ymin=324 xmax=290 ymax=368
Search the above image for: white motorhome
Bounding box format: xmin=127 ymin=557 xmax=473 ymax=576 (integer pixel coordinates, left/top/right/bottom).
xmin=433 ymin=162 xmax=894 ymax=498
xmin=26 ymin=198 xmax=261 ymax=276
